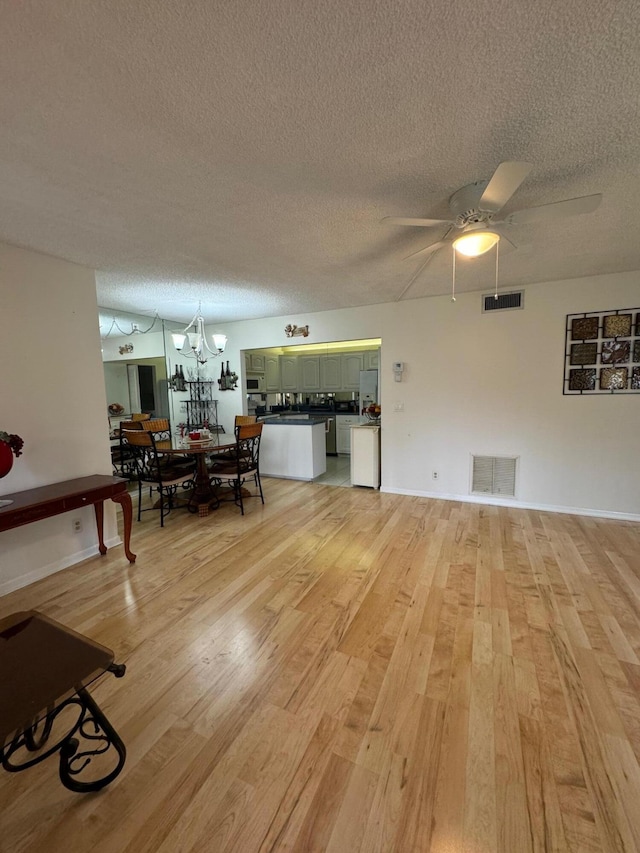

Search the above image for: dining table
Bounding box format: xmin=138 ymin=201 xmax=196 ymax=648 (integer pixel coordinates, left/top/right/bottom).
xmin=157 ymin=439 xmax=236 ymax=517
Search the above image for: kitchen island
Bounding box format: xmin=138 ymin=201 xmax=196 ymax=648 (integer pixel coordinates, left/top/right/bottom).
xmin=259 ymin=417 xmax=327 ymax=481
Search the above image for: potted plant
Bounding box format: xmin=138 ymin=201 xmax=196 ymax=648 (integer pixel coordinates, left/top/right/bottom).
xmin=0 ymin=431 xmax=24 ymax=479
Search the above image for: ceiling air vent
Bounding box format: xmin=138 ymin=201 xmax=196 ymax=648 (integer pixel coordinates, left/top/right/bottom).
xmin=482 ymin=291 xmax=524 ymax=313
xmin=471 ymin=456 xmax=517 ymax=497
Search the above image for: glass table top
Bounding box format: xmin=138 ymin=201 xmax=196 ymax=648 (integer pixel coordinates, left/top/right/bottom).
xmin=0 ymin=611 xmax=115 ymax=744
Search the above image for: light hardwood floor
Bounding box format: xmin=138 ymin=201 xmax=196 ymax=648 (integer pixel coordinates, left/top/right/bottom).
xmin=1 ymin=479 xmax=640 ymax=852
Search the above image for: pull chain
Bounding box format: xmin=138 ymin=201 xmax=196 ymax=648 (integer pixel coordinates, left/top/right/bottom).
xmin=451 ymin=248 xmax=456 ymax=302
xmin=494 ymin=240 xmax=500 ymax=300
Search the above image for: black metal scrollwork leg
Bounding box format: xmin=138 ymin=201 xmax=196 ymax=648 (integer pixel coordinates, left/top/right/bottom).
xmin=57 ymin=687 xmax=126 ymax=793
xmin=1 ymin=666 xmax=127 ymax=793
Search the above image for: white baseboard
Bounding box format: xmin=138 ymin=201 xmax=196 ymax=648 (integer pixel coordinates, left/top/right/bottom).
xmin=0 ymin=535 xmax=122 ymax=597
xmin=380 ymin=487 xmax=640 ymax=523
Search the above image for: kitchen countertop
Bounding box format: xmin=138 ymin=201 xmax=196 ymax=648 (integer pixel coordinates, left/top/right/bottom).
xmin=261 ymin=416 xmax=327 ymax=425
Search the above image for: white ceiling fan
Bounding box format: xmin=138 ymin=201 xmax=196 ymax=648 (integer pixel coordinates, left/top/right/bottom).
xmin=382 ymin=161 xmax=602 ymax=262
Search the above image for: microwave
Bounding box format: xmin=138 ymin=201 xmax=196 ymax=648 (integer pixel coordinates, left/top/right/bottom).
xmin=246 ymin=375 xmax=265 ymax=392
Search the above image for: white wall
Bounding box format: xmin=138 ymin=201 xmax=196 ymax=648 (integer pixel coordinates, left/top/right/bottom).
xmin=381 ymin=273 xmax=639 ymax=517
xmin=101 ymin=328 xmax=166 ymax=362
xmin=0 ymin=243 xmax=117 ymax=594
xmin=207 ymin=272 xmax=640 ymax=519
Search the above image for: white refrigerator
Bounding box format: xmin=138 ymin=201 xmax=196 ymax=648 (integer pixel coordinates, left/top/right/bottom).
xmin=359 ymin=370 xmax=378 ymax=411
xmin=351 ymin=424 xmax=381 ymax=488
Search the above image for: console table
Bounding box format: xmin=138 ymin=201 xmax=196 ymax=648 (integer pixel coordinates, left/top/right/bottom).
xmin=0 ymin=475 xmax=136 ymax=563
xmin=0 ymin=611 xmax=127 ymax=792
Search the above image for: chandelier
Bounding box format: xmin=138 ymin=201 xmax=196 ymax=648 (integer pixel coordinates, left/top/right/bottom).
xmin=171 ymin=305 xmax=227 ymax=365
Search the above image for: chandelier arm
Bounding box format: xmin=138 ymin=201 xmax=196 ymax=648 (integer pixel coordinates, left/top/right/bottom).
xmin=180 ymin=310 xmax=201 ymax=335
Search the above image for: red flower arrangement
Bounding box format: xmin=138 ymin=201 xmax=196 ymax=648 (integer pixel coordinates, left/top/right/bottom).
xmin=0 ymin=431 xmax=24 ymax=457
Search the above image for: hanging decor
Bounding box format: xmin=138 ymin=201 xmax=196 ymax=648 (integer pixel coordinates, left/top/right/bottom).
xmin=100 ymin=312 xmax=160 ymax=339
xmin=218 ymin=361 xmax=238 ymax=391
xmin=284 ymin=324 xmax=309 ymax=338
xmin=564 ymin=308 xmax=640 ymax=394
xmin=171 ymin=304 xmax=227 ymax=365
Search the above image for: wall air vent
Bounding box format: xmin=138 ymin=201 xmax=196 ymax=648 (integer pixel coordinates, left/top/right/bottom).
xmin=482 ymin=291 xmax=524 ymax=313
xmin=471 ymin=456 xmax=517 ymax=497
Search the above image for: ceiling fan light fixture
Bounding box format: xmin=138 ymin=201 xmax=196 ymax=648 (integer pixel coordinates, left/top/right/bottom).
xmin=452 ymin=231 xmax=500 ymax=257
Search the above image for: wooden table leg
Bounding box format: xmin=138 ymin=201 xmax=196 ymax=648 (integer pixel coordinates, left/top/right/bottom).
xmin=94 ymin=500 xmax=107 ymax=555
xmin=111 ymin=492 xmax=137 ymax=563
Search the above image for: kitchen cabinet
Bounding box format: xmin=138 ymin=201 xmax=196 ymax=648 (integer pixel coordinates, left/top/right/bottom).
xmin=364 ymin=349 xmax=380 ymax=370
xmin=341 ymin=353 xmax=364 ymax=390
xmin=248 ymin=352 xmax=265 ymax=372
xmin=351 ymin=425 xmax=381 ymax=488
xmin=320 ymin=355 xmax=342 ymax=391
xmin=336 ymin=414 xmax=361 ymax=454
xmin=265 ymin=355 xmax=280 ymax=391
xmin=299 ymin=356 xmax=321 ymax=391
xmin=280 ymin=356 xmax=299 ymax=391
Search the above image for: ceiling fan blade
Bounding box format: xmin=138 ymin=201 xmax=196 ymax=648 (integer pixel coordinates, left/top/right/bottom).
xmin=381 ymin=216 xmax=453 ymax=227
xmin=505 ymin=193 xmax=602 ymax=226
xmin=403 ymin=240 xmax=448 ymax=261
xmin=479 ymin=161 xmax=533 ymax=212
xmin=495 ymin=231 xmax=517 ymax=250
xmin=398 ymin=253 xmax=437 ymax=301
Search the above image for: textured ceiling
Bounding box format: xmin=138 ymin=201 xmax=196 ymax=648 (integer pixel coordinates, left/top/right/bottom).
xmin=2 ymin=1 xmax=640 ymax=324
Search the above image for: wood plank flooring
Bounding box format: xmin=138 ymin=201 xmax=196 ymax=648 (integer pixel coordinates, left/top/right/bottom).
xmin=1 ymin=479 xmax=640 ymax=851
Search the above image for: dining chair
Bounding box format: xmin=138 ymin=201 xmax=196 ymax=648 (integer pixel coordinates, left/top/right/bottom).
xmin=121 ymin=429 xmax=195 ymax=527
xmin=208 ymin=423 xmax=264 ymax=515
xmin=234 ymin=415 xmax=257 ymax=427
xmin=114 ymin=420 xmax=144 ymax=478
xmin=139 ymin=418 xmax=195 ymax=474
xmin=130 ymin=413 xmax=151 ymax=422
xmin=140 ymin=418 xmax=171 ymax=437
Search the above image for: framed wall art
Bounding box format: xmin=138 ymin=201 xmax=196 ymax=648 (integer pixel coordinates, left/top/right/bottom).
xmin=564 ymin=307 xmax=640 ymax=394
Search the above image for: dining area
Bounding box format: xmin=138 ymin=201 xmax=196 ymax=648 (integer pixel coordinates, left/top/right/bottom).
xmin=112 ymin=415 xmax=265 ymax=526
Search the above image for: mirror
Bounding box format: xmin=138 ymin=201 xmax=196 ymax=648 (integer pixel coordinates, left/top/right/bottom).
xmin=99 ymin=309 xmax=170 ymax=420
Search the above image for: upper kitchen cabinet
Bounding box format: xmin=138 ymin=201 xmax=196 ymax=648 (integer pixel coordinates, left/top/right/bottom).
xmin=264 ymin=355 xmax=280 ymax=392
xmin=299 ymin=356 xmax=321 ymax=391
xmin=364 ymin=349 xmax=380 ymax=370
xmin=248 ymin=352 xmax=265 ymax=373
xmin=320 ymin=355 xmax=342 ymax=391
xmin=341 ymin=353 xmax=364 ymax=389
xmin=280 ymin=356 xmax=299 ymax=391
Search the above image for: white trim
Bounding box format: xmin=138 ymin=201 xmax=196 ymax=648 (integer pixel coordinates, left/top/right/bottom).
xmin=0 ymin=535 xmax=122 ymax=597
xmin=380 ymin=487 xmax=640 ymax=523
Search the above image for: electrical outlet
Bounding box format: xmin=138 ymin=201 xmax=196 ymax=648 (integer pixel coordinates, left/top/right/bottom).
xmin=393 ymin=401 xmax=404 ymax=412
xmin=432 ymin=471 xmax=439 ymax=480
xmin=72 ymin=518 xmax=82 ymax=533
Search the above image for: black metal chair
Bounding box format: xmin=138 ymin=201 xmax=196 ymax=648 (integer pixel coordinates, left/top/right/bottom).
xmin=208 ymin=423 xmax=264 ymax=515
xmin=121 ymin=429 xmax=195 ymax=526
xmin=112 ymin=420 xmax=144 ymax=479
